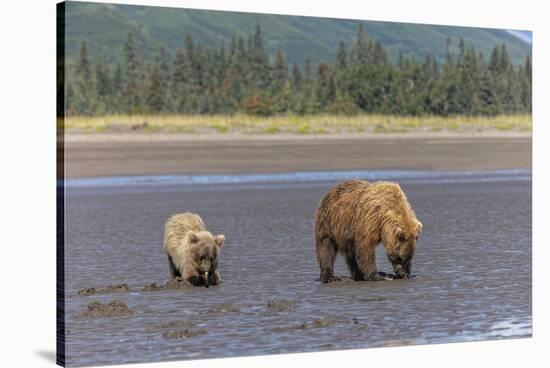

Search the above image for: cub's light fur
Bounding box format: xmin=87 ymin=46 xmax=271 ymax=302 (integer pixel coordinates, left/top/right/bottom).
xmin=315 ymin=180 xmax=422 ymax=282
xmin=164 ymin=212 xmax=225 ymax=287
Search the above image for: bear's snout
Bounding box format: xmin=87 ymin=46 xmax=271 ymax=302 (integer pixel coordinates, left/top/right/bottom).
xmin=392 ymin=260 xmax=411 ymax=279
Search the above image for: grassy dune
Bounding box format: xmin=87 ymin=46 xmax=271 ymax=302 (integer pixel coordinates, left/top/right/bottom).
xmin=62 ymin=114 xmax=532 ymax=135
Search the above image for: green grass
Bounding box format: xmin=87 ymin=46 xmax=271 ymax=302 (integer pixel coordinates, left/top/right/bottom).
xmin=211 ymin=123 xmax=229 ymax=133
xmin=494 ymin=123 xmax=515 ymax=131
xmin=64 ymin=113 xmax=532 ymax=135
xmin=297 ymin=123 xmax=311 ymax=134
xmin=402 ymin=121 xmax=418 ymax=128
xmin=263 ymin=126 xmax=280 ymax=134
xmin=446 ymin=121 xmax=459 ymax=130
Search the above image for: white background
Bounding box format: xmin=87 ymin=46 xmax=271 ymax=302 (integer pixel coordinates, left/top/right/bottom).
xmin=0 ymin=0 xmax=547 ymax=367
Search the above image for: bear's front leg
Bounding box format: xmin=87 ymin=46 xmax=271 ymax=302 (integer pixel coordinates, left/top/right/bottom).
xmin=208 ymin=270 xmax=221 ymax=286
xmin=167 ymin=255 xmax=181 ymax=278
xmin=356 ymin=242 xmax=386 ymax=281
xmin=345 ymin=250 xmax=366 ymax=281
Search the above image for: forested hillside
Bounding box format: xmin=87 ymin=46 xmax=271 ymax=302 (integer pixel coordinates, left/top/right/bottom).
xmin=64 ymin=2 xmax=531 ymax=67
xmin=65 ymin=18 xmax=531 ymax=116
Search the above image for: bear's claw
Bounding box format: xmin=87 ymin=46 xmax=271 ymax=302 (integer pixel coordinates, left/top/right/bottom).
xmin=321 ymin=275 xmax=343 ymax=283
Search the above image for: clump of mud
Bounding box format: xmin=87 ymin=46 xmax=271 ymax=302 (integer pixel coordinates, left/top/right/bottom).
xmin=266 ymin=299 xmax=295 ymax=312
xmin=311 ymin=317 xmax=338 ymax=328
xmin=270 ymin=322 xmax=308 ymax=333
xmin=77 ymin=284 xmax=130 ymax=296
xmin=77 ymin=288 xmax=96 ymax=296
xmin=271 ymin=316 xmax=349 ymax=333
xmin=142 ymin=277 xmax=191 ymax=292
xmin=357 ymin=295 xmax=390 ymax=303
xmin=142 ymin=282 xmax=165 ymax=292
xmin=319 ymin=272 xmax=404 ymax=283
xmin=165 ymin=277 xmax=189 ymax=290
xmin=162 ymin=329 xmax=207 ymax=339
xmin=105 ymin=284 xmax=130 ymax=292
xmin=202 ymin=304 xmax=240 ymax=314
xmin=158 ymin=320 xmax=197 ymax=329
xmin=76 ymin=300 xmax=134 ymax=319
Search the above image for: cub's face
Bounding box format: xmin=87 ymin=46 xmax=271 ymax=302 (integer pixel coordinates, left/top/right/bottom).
xmin=188 ymin=232 xmax=225 ymax=285
xmin=387 ymin=221 xmax=422 ymax=279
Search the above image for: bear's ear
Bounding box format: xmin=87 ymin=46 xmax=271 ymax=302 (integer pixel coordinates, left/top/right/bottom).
xmin=396 ymin=228 xmax=407 ymax=242
xmin=214 ymin=234 xmax=225 ymax=248
xmin=188 ymin=231 xmax=199 ymax=243
xmin=415 ymin=220 xmax=423 ymax=236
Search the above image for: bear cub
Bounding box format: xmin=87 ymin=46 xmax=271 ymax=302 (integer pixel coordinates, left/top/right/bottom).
xmin=164 ymin=212 xmax=225 ymax=287
xmin=315 ymin=180 xmax=422 ymax=282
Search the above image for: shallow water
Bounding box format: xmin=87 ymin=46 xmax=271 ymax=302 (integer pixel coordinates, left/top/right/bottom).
xmin=63 ymin=170 xmax=532 ymax=366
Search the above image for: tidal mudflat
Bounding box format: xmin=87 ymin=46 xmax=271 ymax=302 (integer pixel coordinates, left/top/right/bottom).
xmin=62 ymin=169 xmax=531 ymax=366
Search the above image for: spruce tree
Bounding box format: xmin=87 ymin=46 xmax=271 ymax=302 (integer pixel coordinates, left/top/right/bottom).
xmin=304 ymin=55 xmax=312 ymax=82
xmin=112 ymin=62 xmax=124 ymax=110
xmin=95 ymin=57 xmax=113 ymax=96
xmin=457 ymin=46 xmax=480 ymax=114
xmin=316 ymin=63 xmax=336 ymax=110
xmin=273 ymin=49 xmax=289 ymax=92
xmin=520 ymin=56 xmax=532 ymax=111
xmin=123 ymin=32 xmax=142 ymax=113
xmin=77 ymin=41 xmax=91 ymax=83
xmin=216 ymin=41 xmax=228 ymax=82
xmin=172 ymin=48 xmax=190 ymax=112
xmin=158 ymin=48 xmax=171 ymax=110
xmin=397 ymin=50 xmax=405 ymax=70
xmin=292 ymin=63 xmax=303 ymax=91
xmin=146 ymin=62 xmax=164 ymax=113
xmin=477 ymin=61 xmax=500 ymax=115
xmin=335 ymin=41 xmax=348 ymax=71
xmin=372 ymin=42 xmax=387 ymax=65
xmin=354 ymin=23 xmax=369 ymax=65
xmin=488 ymin=45 xmax=501 ymax=74
xmin=222 ymin=38 xmax=248 ymax=112
xmin=75 ymin=41 xmax=94 ymax=114
xmin=229 ymin=35 xmax=237 ymax=58
xmin=250 ymin=18 xmax=271 ymax=90
xmin=185 ymin=36 xmax=195 ymax=64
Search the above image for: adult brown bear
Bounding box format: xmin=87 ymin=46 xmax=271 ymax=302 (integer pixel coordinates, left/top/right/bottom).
xmin=314 ymin=180 xmax=422 ymax=282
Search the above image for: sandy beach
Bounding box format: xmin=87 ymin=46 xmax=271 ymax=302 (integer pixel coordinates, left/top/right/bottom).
xmin=62 ymin=132 xmax=531 ymax=177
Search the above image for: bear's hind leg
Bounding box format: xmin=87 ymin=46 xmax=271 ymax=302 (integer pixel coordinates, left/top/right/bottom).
xmin=317 ymin=236 xmax=340 ymax=283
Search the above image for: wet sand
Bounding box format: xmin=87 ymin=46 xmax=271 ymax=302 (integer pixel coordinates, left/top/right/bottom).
xmin=63 ymin=171 xmax=532 ymax=366
xmin=63 ymin=134 xmax=531 ymax=177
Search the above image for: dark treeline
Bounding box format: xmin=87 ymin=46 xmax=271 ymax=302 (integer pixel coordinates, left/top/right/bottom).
xmin=66 ymin=20 xmax=532 ymax=116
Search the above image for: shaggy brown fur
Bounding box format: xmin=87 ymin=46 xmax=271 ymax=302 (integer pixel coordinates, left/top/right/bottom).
xmin=163 ymin=212 xmax=225 ymax=287
xmin=315 ymin=180 xmax=422 ymax=282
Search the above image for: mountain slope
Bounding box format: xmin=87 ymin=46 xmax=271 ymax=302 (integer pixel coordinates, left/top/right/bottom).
xmin=64 ymin=2 xmax=532 ymax=66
